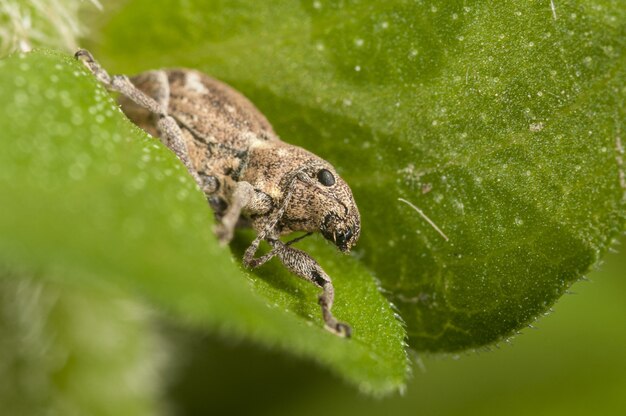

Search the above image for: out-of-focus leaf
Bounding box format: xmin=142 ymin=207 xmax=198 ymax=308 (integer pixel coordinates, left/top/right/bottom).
xmin=0 ymin=273 xmax=164 ymax=415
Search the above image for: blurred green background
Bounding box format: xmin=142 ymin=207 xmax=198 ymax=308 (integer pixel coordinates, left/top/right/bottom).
xmin=163 ymin=236 xmax=626 ymax=416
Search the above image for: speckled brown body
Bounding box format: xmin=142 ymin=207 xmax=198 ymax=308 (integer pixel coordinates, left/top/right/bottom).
xmin=120 ymin=69 xmax=360 ymax=248
xmin=76 ymin=49 xmax=359 ymax=337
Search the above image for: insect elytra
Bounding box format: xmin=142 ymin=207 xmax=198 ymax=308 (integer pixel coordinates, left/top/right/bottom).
xmin=75 ymin=49 xmax=361 ymax=337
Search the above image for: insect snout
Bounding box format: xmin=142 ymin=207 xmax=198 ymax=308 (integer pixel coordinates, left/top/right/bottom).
xmin=321 ymin=213 xmax=359 ymax=253
xmin=335 ymin=227 xmax=354 ymax=252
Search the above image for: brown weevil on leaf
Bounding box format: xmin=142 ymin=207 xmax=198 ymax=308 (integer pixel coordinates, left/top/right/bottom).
xmin=75 ymin=49 xmax=360 ymax=337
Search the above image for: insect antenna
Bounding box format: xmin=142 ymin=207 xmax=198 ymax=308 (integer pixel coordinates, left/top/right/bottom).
xmin=285 ymin=232 xmax=314 ymax=246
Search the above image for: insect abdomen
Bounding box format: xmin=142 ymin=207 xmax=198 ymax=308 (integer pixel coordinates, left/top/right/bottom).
xmin=119 ymin=69 xmax=278 ymax=153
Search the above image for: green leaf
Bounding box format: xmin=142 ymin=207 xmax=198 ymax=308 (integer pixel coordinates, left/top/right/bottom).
xmin=0 ymin=50 xmax=408 ymax=395
xmin=92 ymin=0 xmax=626 ymax=351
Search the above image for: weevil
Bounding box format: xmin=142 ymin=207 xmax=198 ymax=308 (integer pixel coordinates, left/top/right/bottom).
xmin=75 ymin=50 xmax=360 ymax=337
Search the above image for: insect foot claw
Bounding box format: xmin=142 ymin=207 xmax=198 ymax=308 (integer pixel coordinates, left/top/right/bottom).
xmin=325 ymin=321 xmax=352 ymax=338
xmin=336 ymin=322 xmax=352 ymax=338
xmin=74 ymin=49 xmax=93 ymax=62
xmin=242 ymin=256 xmax=257 ymax=269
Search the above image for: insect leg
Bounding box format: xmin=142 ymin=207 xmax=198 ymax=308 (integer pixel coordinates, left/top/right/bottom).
xmin=155 ymin=116 xmax=202 ymax=186
xmin=75 ymin=50 xmax=163 ymax=115
xmin=243 ymin=243 xmax=277 ymax=269
xmin=215 ymin=181 xmax=257 ymax=244
xmin=242 ymin=233 xmax=312 ymax=268
xmin=243 ymin=171 xmax=309 ymax=265
xmin=243 ymin=234 xmax=351 ymax=337
xmin=74 ymin=49 xmax=202 ymax=187
xmin=270 ymin=240 xmax=351 ymax=338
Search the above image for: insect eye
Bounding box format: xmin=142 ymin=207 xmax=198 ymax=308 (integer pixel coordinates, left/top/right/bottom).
xmin=317 ymin=169 xmax=335 ymax=186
